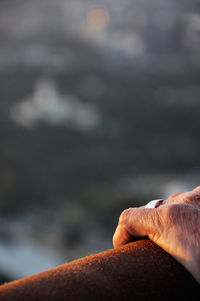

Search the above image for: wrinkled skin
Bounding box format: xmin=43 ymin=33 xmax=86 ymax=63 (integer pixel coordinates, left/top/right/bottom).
xmin=113 ymin=186 xmax=200 ymax=283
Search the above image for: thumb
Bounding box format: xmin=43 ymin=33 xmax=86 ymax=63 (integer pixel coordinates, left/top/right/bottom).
xmin=113 ymin=207 xmax=159 ymax=248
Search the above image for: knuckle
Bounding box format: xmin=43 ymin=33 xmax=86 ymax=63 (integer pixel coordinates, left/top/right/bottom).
xmin=165 ymin=204 xmax=176 ymax=216
xmin=167 ymin=191 xmax=184 ymax=202
xmin=119 ymin=208 xmax=132 ymax=224
xmin=164 ymin=203 xmax=183 ymax=222
xmin=193 ymin=185 xmax=200 ymax=192
xmin=193 ymin=186 xmax=200 ymax=200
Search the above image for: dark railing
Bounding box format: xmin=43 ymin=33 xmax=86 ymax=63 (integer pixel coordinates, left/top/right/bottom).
xmin=0 ymin=239 xmax=199 ymax=300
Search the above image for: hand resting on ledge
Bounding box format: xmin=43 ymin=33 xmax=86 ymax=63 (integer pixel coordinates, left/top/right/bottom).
xmin=1 ymin=186 xmax=200 ymax=300
xmin=113 ymin=186 xmax=200 ymax=283
xmin=0 ymin=239 xmax=199 ymax=301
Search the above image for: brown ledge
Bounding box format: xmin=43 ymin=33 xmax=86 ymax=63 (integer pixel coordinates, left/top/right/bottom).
xmin=0 ymin=239 xmax=199 ymax=300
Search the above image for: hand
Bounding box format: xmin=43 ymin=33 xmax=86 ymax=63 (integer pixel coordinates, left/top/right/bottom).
xmin=113 ymin=186 xmax=200 ymax=283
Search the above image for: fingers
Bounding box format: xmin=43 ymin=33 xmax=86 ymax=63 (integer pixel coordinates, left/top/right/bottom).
xmin=113 ymin=186 xmax=200 ymax=249
xmin=113 ymin=207 xmax=159 ymax=248
xmin=193 ymin=185 xmax=200 ymax=193
xmin=167 ymin=191 xmax=184 ymax=202
xmin=112 ymin=220 xmax=133 ymax=248
xmin=165 ymin=186 xmax=200 ymax=205
xmin=192 ymin=186 xmax=200 ymax=199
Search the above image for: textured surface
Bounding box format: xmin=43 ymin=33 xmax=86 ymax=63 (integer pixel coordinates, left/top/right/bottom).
xmin=0 ymin=239 xmax=199 ymax=300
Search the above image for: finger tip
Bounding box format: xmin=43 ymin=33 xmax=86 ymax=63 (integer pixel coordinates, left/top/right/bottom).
xmin=112 ymin=235 xmax=118 ymax=249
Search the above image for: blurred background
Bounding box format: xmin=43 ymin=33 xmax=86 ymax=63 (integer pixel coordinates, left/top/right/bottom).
xmin=0 ymin=0 xmax=200 ymax=283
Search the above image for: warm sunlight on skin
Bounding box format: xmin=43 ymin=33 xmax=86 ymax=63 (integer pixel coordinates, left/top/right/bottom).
xmin=113 ymin=186 xmax=200 ymax=283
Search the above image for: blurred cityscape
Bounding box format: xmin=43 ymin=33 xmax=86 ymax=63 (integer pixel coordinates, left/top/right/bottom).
xmin=0 ymin=0 xmax=200 ymax=282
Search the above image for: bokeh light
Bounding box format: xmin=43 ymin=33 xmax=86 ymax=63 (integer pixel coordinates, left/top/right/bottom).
xmin=0 ymin=0 xmax=200 ymax=283
xmin=86 ymin=6 xmax=110 ymax=33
